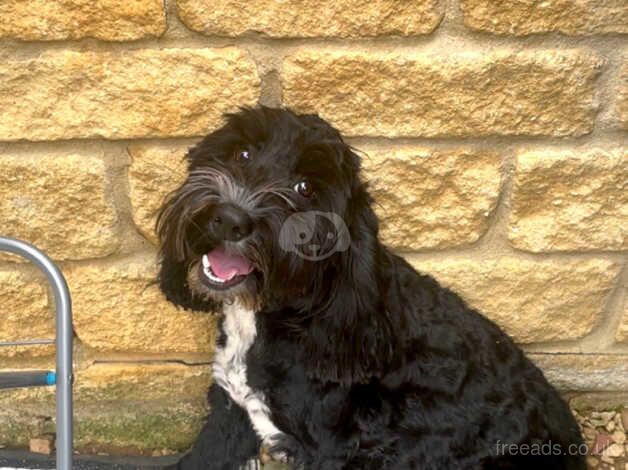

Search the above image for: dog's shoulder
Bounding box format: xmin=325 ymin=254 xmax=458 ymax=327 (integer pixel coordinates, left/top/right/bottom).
xmin=382 ymin=252 xmax=543 ymax=387
xmin=380 ymin=253 xmax=579 ymax=449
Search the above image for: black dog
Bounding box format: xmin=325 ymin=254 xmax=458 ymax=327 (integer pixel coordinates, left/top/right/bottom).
xmin=156 ymin=107 xmax=585 ymax=469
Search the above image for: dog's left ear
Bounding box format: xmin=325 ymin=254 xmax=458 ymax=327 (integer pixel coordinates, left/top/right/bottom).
xmin=302 ymin=150 xmax=403 ymax=385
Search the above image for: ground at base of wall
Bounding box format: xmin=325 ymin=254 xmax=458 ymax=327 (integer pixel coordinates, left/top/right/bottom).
xmin=1 ymin=405 xmax=626 ymax=469
xmin=0 ymin=451 xmax=291 ymax=470
xmin=0 ymin=448 xmax=177 ymax=469
xmin=574 ymin=407 xmax=628 ymax=470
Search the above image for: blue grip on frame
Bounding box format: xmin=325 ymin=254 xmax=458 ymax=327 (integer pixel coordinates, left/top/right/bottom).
xmin=46 ymin=371 xmax=56 ymax=386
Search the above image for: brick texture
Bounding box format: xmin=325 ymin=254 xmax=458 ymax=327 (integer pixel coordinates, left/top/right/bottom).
xmin=75 ymin=363 xmax=211 ymax=403
xmin=66 ymin=255 xmax=217 ymax=354
xmin=461 ymin=0 xmax=628 ymax=36
xmin=0 ymin=49 xmax=260 ymax=141
xmin=0 ymin=0 xmax=166 ymax=41
xmin=616 ymin=299 xmax=628 ymax=343
xmin=0 ymin=269 xmax=53 ymax=357
xmin=409 ymin=257 xmax=620 ymax=343
xmin=0 ymin=147 xmax=120 ymax=260
xmin=361 ymin=145 xmax=502 ymax=250
xmin=128 ymin=143 xmax=191 ymax=244
xmin=510 ymin=149 xmax=628 ymax=252
xmin=614 ymin=63 xmax=628 ymax=130
xmin=283 ymin=49 xmax=602 ymax=137
xmin=176 ymin=0 xmax=443 ymax=38
xmin=0 ymin=363 xmax=211 ymax=406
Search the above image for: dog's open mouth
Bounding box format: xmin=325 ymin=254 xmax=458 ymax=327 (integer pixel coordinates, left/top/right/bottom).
xmin=198 ymin=246 xmax=254 ymax=290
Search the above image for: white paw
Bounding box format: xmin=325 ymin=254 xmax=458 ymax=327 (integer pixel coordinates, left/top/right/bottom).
xmin=240 ymin=458 xmax=262 ymax=470
xmin=259 ymin=435 xmax=290 ymax=464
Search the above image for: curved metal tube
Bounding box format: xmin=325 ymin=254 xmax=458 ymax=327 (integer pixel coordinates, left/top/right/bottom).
xmin=0 ymin=237 xmax=73 ymax=470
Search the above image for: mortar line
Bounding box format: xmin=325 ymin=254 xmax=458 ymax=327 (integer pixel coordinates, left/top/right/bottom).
xmin=104 ymin=142 xmax=153 ymax=256
xmin=1 ymin=131 xmax=627 ymax=150
xmin=90 ymin=359 xmax=213 ymax=366
xmin=1 ymin=25 xmax=627 ymax=60
xmin=577 ymin=264 xmax=627 ymax=349
xmin=469 ymin=146 xmax=516 ymax=252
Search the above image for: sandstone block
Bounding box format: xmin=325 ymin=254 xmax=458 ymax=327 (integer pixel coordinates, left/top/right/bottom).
xmin=615 ymin=301 xmax=628 ymax=343
xmin=613 ymin=63 xmax=628 ymax=130
xmin=0 ymin=48 xmax=260 ymax=141
xmin=65 ymin=254 xmax=217 ymax=354
xmin=176 ymin=0 xmax=442 ymax=38
xmin=530 ymin=354 xmax=628 ymax=391
xmin=461 ymin=0 xmax=628 ymax=36
xmin=0 ymin=362 xmax=210 ymax=408
xmin=75 ymin=362 xmax=211 ymax=404
xmin=0 ymin=0 xmax=166 ymax=41
xmin=283 ymin=49 xmax=601 ymax=137
xmin=509 ymin=149 xmax=627 ymax=252
xmin=0 ymin=270 xmax=54 ymax=357
xmin=409 ymin=257 xmax=619 ymax=343
xmin=128 ymin=143 xmax=191 ymax=244
xmin=0 ymin=355 xmax=55 ymax=372
xmin=360 ymin=145 xmax=502 ymax=250
xmin=0 ymin=147 xmax=120 ymax=260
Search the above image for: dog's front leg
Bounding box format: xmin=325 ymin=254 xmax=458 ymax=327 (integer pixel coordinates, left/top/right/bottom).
xmin=172 ymin=384 xmax=259 ymax=470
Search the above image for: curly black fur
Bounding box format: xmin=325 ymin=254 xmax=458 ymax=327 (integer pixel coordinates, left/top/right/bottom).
xmin=157 ymin=107 xmax=585 ymax=470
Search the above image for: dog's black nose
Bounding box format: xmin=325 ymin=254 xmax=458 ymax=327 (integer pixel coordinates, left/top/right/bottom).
xmin=209 ymin=203 xmax=254 ymax=242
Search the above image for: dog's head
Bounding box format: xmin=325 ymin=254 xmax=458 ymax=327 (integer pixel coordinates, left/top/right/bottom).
xmin=157 ymin=107 xmax=395 ymax=383
xmin=157 ymin=107 xmax=365 ymax=309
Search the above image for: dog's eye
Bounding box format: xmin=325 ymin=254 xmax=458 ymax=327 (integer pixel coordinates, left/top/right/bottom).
xmin=234 ymin=149 xmax=251 ymax=162
xmin=293 ymin=180 xmax=315 ymax=198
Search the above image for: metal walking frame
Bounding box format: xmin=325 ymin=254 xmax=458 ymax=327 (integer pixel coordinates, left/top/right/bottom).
xmin=0 ymin=236 xmax=73 ymax=470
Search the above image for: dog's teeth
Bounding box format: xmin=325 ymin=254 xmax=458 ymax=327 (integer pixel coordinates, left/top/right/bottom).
xmin=203 ymin=266 xmax=225 ymax=284
xmin=201 ymin=256 xmax=238 ymax=285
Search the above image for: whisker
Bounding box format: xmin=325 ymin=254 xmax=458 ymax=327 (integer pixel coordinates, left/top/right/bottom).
xmin=250 ymin=183 xmax=298 ymax=210
xmin=264 ymin=190 xmax=297 ymax=210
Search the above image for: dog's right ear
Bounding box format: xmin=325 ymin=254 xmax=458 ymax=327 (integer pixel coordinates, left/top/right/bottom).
xmin=157 ymin=256 xmax=219 ymax=312
xmin=155 ymin=181 xmax=219 ymax=312
xmin=158 ymin=256 xmax=194 ymax=309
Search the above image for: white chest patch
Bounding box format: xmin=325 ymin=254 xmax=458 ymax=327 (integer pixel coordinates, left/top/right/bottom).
xmin=212 ymin=301 xmax=282 ymax=443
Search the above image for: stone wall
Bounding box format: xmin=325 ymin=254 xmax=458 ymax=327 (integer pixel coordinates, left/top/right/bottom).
xmin=0 ymin=0 xmax=626 ymax=462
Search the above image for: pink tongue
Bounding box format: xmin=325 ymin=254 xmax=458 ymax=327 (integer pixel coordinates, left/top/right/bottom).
xmin=207 ymin=247 xmax=254 ymax=280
